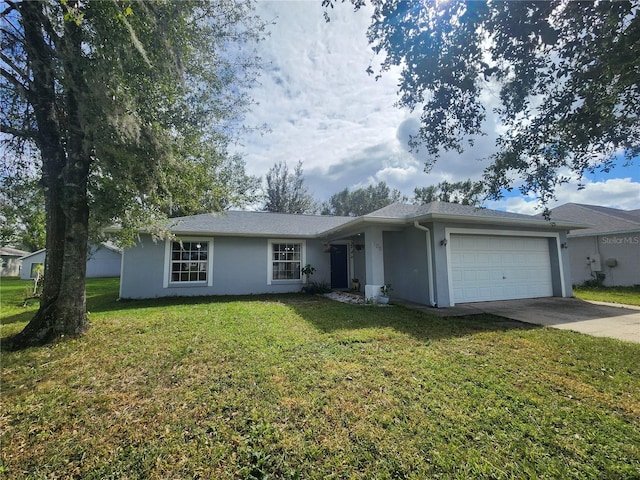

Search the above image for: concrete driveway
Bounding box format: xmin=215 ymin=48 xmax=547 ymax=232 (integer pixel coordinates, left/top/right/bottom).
xmin=440 ymin=297 xmax=640 ymax=343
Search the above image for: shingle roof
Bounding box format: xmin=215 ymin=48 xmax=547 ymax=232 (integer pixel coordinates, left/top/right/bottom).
xmin=0 ymin=246 xmax=30 ymax=257
xmin=319 ymin=201 xmax=586 ymax=237
xmin=166 ymin=210 xmax=353 ymax=237
xmin=155 ymin=202 xmax=586 ymax=239
xmin=549 ymin=203 xmax=640 ymax=237
xmin=19 ymin=248 xmax=46 ymax=260
xmin=365 ymin=201 xmax=542 ymax=222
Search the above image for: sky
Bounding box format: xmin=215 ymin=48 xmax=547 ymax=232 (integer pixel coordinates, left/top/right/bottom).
xmin=233 ymin=0 xmax=640 ymax=215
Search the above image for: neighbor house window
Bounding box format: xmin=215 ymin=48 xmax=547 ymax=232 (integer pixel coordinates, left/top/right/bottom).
xmin=30 ymin=263 xmax=44 ymax=279
xmin=268 ymin=240 xmax=306 ymax=284
xmin=164 ymin=238 xmax=213 ymax=288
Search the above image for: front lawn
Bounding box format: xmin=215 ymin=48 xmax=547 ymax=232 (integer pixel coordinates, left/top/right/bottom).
xmin=1 ymin=278 xmax=639 ymax=479
xmin=574 ymin=284 xmax=640 ymax=306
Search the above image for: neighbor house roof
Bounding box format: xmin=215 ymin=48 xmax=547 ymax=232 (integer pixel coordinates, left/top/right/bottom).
xmin=0 ymin=246 xmax=30 ymax=257
xmin=19 ymin=248 xmax=46 ymax=261
xmin=165 ymin=211 xmax=354 ymax=238
xmin=321 ymin=201 xmax=587 ymax=238
xmin=549 ymin=203 xmax=640 ymax=237
xmin=19 ymin=242 xmax=122 ymax=260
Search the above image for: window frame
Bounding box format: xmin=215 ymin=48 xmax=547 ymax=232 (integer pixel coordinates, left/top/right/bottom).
xmin=30 ymin=262 xmax=44 ymax=279
xmin=267 ymin=239 xmax=306 ymax=285
xmin=163 ymin=237 xmax=214 ymax=288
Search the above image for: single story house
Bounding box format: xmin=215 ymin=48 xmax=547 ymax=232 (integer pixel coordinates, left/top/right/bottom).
xmin=0 ymin=246 xmax=30 ymax=277
xmin=19 ymin=243 xmax=122 ymax=280
xmin=548 ymin=203 xmax=640 ymax=287
xmin=117 ymin=202 xmax=585 ymax=307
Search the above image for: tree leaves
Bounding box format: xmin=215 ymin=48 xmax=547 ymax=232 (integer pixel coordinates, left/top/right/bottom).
xmin=330 ymin=0 xmax=639 ymax=205
xmin=322 ymin=181 xmax=405 ymax=216
xmin=263 ymin=160 xmax=317 ymax=214
xmin=2 ymin=0 xmax=266 ymax=241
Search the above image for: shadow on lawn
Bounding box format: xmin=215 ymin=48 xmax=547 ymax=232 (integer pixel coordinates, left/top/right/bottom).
xmin=1 ymin=288 xmax=538 ymax=345
xmin=288 ymin=297 xmax=539 ymax=343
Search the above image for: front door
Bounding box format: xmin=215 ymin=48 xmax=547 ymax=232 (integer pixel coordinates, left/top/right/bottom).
xmin=330 ymin=244 xmax=349 ymax=289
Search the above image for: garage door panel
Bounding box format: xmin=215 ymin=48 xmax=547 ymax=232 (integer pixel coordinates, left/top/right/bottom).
xmin=450 ymin=234 xmax=553 ymax=303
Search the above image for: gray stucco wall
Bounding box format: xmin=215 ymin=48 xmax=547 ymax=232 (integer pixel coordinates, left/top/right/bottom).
xmin=352 ymin=246 xmax=366 ymax=290
xmin=20 ymin=246 xmax=121 ymax=280
xmin=86 ymin=246 xmax=121 ymax=278
xmin=383 ymin=228 xmax=430 ymax=305
xmin=120 ymin=234 xmax=331 ymax=299
xmin=1 ymin=256 xmax=23 ymax=277
xmin=20 ymin=250 xmax=46 ymax=280
xmin=568 ymin=233 xmax=640 ymax=286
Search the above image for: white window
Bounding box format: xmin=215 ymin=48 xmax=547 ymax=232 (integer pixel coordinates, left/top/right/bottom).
xmin=30 ymin=262 xmax=44 ymax=279
xmin=164 ymin=238 xmax=214 ymax=288
xmin=267 ymin=240 xmax=306 ymax=284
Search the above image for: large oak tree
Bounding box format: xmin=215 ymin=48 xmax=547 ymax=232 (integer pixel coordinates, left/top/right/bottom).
xmin=325 ymin=0 xmax=639 ymax=205
xmin=1 ymin=0 xmax=264 ymax=348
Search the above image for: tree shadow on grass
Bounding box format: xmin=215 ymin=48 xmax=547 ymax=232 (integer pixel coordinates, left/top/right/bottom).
xmin=1 ymin=289 xmax=539 ymax=348
xmin=286 ymin=296 xmax=539 ymax=344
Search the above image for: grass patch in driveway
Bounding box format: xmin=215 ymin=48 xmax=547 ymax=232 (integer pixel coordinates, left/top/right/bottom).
xmin=1 ymin=278 xmax=639 ymax=479
xmin=574 ymin=285 xmax=640 ymax=306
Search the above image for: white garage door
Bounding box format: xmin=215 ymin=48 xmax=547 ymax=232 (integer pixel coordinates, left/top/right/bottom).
xmin=450 ymin=234 xmax=553 ymax=303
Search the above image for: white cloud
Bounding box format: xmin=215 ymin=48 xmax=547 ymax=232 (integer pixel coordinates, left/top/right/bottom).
xmin=235 ymin=0 xmax=639 ymax=211
xmin=489 ymin=177 xmax=640 ymax=215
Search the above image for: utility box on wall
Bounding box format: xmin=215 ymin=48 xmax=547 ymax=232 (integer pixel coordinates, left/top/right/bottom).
xmin=588 ymin=254 xmax=602 ymax=272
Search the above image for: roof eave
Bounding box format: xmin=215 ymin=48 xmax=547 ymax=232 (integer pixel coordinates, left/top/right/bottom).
xmin=416 ymin=213 xmax=590 ymax=230
xmin=19 ymin=248 xmax=46 ymax=260
xmin=169 ymin=230 xmax=323 ymax=239
xmin=319 ymin=216 xmax=409 ymax=238
xmin=568 ymin=227 xmax=640 ymax=238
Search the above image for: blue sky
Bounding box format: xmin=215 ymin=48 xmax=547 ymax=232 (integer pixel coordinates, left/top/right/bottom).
xmin=234 ymin=0 xmax=640 ymax=214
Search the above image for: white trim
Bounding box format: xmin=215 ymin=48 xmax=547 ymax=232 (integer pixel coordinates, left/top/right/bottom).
xmin=164 ymin=237 xmax=214 ymax=288
xmin=163 ymin=240 xmax=171 ymax=289
xmin=18 ymin=248 xmax=46 ymax=261
xmin=445 ymin=228 xmax=565 ymax=306
xmin=119 ymin=248 xmax=125 ymax=298
xmin=413 ymin=222 xmax=436 ymax=307
xmin=267 ymin=239 xmax=306 ymax=285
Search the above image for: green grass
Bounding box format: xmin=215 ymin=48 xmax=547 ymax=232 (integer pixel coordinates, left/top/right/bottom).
xmin=1 ymin=277 xmax=639 ymax=479
xmin=573 ymin=285 xmax=640 ymax=306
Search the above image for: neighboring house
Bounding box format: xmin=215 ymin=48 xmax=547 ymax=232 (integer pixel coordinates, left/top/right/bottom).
xmin=116 ymin=202 xmax=585 ymax=307
xmin=0 ymin=246 xmax=30 ymax=277
xmin=19 ymin=243 xmax=122 ymax=280
xmin=549 ymin=203 xmax=640 ymax=287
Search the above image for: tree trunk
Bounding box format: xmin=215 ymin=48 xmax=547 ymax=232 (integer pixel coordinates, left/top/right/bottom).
xmin=9 ymin=1 xmax=89 ymax=350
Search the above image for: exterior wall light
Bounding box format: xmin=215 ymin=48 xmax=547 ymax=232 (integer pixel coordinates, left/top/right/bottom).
xmin=440 ymin=239 xmax=448 ymax=246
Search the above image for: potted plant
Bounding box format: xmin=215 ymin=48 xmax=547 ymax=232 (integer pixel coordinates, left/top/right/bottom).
xmin=301 ymin=264 xmax=316 ymax=283
xmin=378 ymin=283 xmax=392 ymax=304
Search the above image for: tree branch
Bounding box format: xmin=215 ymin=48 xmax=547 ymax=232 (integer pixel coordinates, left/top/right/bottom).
xmin=0 ymin=124 xmax=37 ymax=140
xmin=1 ymin=0 xmax=17 ymax=17
xmin=0 ymin=65 xmax=34 ymax=104
xmin=0 ymin=52 xmax=30 ymax=84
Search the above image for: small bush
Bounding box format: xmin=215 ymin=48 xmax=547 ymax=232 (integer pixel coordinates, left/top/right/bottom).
xmin=582 ymin=272 xmax=606 ymax=287
xmin=300 ymin=280 xmax=332 ymax=295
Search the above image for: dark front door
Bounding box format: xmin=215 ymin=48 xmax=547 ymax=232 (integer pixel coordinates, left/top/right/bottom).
xmin=330 ymin=244 xmax=349 ymax=289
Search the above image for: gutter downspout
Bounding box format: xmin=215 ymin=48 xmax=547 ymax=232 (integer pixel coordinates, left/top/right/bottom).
xmin=413 ymin=221 xmax=436 ymax=307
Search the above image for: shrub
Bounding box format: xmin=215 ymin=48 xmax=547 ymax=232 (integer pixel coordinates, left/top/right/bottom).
xmin=301 ymin=280 xmax=332 ymax=295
